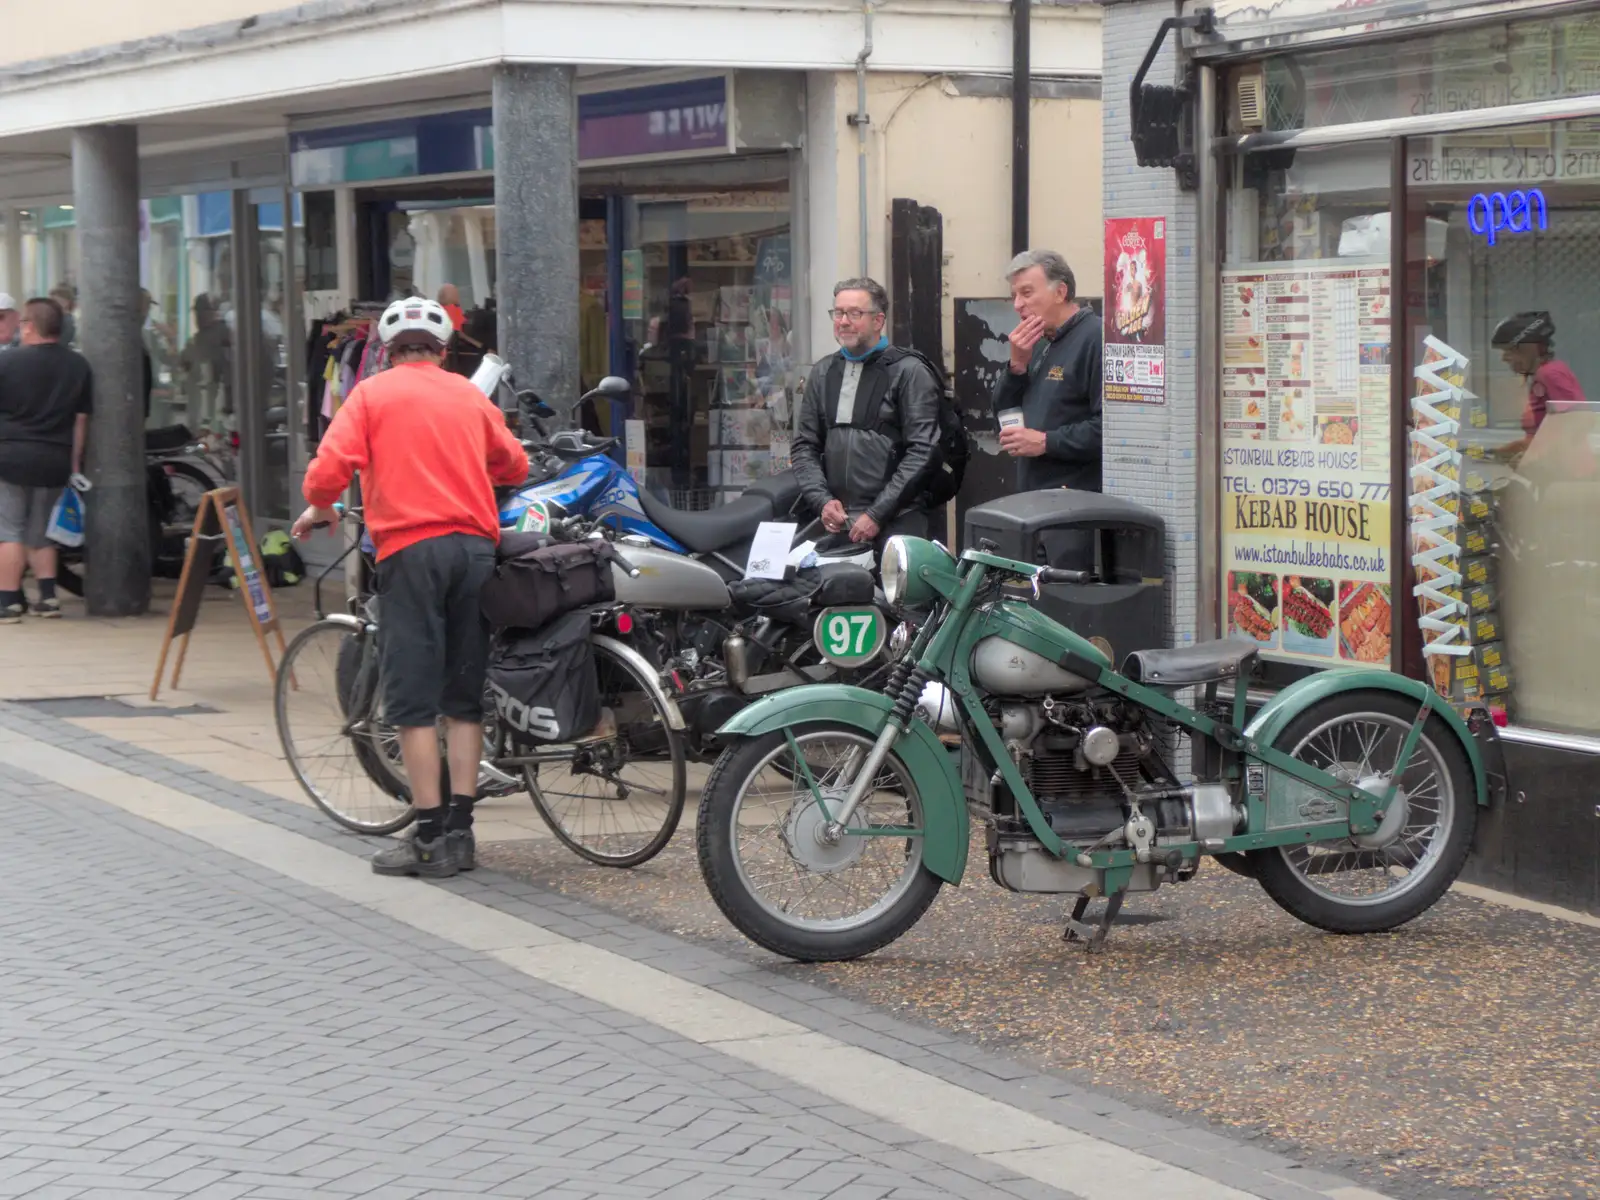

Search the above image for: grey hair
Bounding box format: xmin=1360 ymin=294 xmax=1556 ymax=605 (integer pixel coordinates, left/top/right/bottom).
xmin=1006 ymin=250 xmax=1076 ymax=301
xmin=832 ymin=277 xmax=889 ymax=315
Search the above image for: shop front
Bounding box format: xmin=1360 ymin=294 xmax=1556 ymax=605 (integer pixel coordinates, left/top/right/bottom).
xmin=10 ymin=181 xmax=301 ymax=526
xmin=1113 ymin=0 xmax=1600 ymax=912
xmin=291 ymin=72 xmax=804 ymax=513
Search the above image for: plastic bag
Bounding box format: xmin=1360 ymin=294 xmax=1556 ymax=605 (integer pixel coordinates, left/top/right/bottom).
xmin=46 ymin=488 xmax=85 ymax=548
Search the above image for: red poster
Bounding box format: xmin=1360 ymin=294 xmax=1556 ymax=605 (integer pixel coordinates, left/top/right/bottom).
xmin=1103 ymin=217 xmax=1167 ymax=405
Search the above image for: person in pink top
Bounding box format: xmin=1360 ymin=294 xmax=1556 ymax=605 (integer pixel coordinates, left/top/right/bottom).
xmin=1490 ymin=312 xmax=1593 ymax=477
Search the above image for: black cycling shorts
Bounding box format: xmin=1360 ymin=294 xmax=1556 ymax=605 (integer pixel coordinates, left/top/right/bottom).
xmin=376 ymin=533 xmax=497 ymax=728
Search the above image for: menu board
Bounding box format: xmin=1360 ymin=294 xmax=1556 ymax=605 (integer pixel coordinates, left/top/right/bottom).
xmin=1220 ymin=261 xmax=1395 ymax=667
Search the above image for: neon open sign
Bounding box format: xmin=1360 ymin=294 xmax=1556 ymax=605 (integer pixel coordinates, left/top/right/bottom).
xmin=1467 ymin=189 xmax=1548 ymax=245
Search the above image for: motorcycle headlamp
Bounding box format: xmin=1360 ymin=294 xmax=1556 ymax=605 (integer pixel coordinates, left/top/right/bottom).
xmin=881 ymin=537 xmax=910 ymax=607
xmin=880 ymin=536 xmax=955 ymax=609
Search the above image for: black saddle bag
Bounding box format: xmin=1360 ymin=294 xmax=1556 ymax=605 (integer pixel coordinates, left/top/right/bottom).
xmin=481 ymin=535 xmax=617 ymax=632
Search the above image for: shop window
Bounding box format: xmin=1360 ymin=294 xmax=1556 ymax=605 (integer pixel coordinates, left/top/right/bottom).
xmin=1239 ymin=14 xmax=1600 ymax=136
xmin=1404 ymin=121 xmax=1600 ymax=735
xmin=1220 ymin=144 xmax=1397 ymax=670
xmin=622 ymin=189 xmax=794 ymax=509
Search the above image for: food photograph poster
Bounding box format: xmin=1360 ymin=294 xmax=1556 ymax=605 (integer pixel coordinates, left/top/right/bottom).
xmin=1220 ymin=261 xmax=1395 ymax=667
xmin=1104 ymin=217 xmax=1167 ymax=405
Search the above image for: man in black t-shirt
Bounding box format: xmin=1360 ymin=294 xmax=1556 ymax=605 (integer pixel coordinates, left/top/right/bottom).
xmin=0 ymin=297 xmax=93 ymax=621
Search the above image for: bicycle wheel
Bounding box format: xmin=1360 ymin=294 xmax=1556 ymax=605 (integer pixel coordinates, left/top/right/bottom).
xmin=276 ymin=620 xmax=417 ymax=835
xmin=523 ymin=638 xmax=687 ymax=867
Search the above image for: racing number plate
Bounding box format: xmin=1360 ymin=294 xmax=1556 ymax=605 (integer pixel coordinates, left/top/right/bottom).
xmin=813 ymin=606 xmax=887 ymax=668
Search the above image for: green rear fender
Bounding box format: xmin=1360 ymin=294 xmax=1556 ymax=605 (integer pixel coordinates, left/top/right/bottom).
xmin=1243 ymin=669 xmax=1488 ymax=806
xmin=717 ymin=684 xmax=969 ymax=884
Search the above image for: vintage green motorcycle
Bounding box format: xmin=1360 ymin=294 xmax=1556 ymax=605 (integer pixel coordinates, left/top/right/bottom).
xmin=695 ymin=535 xmax=1498 ymax=961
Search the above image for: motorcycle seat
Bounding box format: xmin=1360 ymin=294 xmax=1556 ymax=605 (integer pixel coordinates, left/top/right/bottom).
xmin=638 ymin=487 xmax=773 ymax=554
xmin=817 ymin=563 xmax=875 ymax=606
xmin=1121 ymin=641 xmax=1258 ymax=687
xmin=145 ymin=425 xmax=195 ymax=453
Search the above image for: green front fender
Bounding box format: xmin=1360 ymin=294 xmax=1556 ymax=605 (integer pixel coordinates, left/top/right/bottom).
xmin=1244 ymin=669 xmax=1488 ymax=806
xmin=717 ymin=684 xmax=970 ymax=884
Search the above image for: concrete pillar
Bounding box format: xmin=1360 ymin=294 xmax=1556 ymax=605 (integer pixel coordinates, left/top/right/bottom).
xmin=1102 ymin=3 xmax=1198 ymax=652
xmin=493 ymin=64 xmax=580 ymax=426
xmin=72 ymin=125 xmax=150 ymax=616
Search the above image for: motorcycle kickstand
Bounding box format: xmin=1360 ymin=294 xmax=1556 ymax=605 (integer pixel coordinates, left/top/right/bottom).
xmin=1063 ymin=891 xmax=1125 ymax=953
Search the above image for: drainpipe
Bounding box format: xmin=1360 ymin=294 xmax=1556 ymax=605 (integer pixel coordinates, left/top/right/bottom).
xmin=848 ymin=1 xmax=875 ymax=276
xmin=1012 ymin=0 xmax=1031 ymax=255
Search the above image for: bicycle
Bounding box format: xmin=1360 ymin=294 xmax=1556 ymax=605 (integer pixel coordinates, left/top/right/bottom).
xmin=273 ymin=507 xmax=690 ymax=866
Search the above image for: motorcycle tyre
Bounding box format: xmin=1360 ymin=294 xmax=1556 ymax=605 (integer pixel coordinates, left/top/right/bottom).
xmin=1212 ymin=852 xmax=1257 ymax=880
xmin=1251 ymin=691 xmax=1476 ymax=935
xmin=697 ymin=727 xmax=943 ymax=963
xmin=161 ymin=459 xmax=220 ymax=532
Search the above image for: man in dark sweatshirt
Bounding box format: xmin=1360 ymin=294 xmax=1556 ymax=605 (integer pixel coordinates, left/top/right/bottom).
xmin=990 ymin=249 xmax=1102 ymax=493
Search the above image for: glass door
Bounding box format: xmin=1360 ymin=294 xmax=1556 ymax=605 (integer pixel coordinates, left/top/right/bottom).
xmin=233 ymin=188 xmax=294 ymax=523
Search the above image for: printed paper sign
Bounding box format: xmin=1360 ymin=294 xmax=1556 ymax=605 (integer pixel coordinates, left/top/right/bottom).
xmin=625 ymin=419 xmax=647 ymax=483
xmin=1103 ymin=217 xmax=1167 ymax=405
xmin=1220 ymin=261 xmax=1394 ymax=667
xmin=745 ymin=521 xmax=797 ymax=580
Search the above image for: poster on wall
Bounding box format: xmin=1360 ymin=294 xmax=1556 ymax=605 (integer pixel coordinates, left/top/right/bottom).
xmin=1103 ymin=218 xmax=1167 ymax=405
xmin=621 ymin=250 xmax=645 ymax=322
xmin=1220 ymin=261 xmax=1394 ymax=667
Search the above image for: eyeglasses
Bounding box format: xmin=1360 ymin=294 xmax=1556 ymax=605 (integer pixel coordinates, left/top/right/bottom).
xmin=828 ymin=307 xmax=880 ymax=322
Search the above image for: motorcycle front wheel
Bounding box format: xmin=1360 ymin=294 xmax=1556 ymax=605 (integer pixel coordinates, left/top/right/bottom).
xmin=1252 ymin=690 xmax=1476 ymax=934
xmin=696 ymin=723 xmax=942 ymax=962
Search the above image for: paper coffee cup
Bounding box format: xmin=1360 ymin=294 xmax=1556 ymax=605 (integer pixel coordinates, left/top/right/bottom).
xmin=997 ymin=408 xmax=1025 ymax=430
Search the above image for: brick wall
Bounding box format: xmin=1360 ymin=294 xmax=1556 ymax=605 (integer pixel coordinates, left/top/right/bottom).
xmin=1102 ymin=0 xmax=1200 ymax=655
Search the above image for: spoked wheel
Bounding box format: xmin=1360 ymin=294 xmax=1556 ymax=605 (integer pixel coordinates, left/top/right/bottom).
xmin=522 ymin=640 xmax=686 ymax=867
xmin=276 ymin=620 xmax=416 ymax=835
xmin=1253 ymin=691 xmax=1476 ymax=934
xmin=696 ymin=723 xmax=942 ymax=962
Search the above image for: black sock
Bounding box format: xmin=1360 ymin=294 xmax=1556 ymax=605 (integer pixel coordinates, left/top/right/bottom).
xmin=416 ymin=808 xmax=446 ymax=842
xmin=446 ymin=794 xmax=476 ymax=832
xmin=35 ymin=578 xmax=55 ymax=602
xmin=0 ymin=590 xmax=19 ymax=608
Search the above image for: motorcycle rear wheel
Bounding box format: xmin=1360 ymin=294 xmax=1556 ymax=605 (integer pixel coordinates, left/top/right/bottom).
xmin=1252 ymin=690 xmax=1475 ymax=935
xmin=696 ymin=723 xmax=942 ymax=962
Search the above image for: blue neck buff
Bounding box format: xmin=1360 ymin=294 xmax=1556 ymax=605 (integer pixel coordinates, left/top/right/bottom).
xmin=841 ymin=335 xmax=889 ymax=362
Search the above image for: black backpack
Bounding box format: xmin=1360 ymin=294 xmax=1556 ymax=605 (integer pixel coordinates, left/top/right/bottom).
xmin=829 ymin=345 xmax=969 ymax=508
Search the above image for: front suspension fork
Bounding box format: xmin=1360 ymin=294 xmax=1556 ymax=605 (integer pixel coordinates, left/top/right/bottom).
xmin=827 ymin=668 xmax=927 ymax=830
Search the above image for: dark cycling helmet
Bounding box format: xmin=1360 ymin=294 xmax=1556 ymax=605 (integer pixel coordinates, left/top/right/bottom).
xmin=1490 ymin=311 xmax=1555 ymax=349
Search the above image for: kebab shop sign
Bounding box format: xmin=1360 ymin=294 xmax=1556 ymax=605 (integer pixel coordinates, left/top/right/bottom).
xmin=1222 ymin=443 xmax=1395 ymax=667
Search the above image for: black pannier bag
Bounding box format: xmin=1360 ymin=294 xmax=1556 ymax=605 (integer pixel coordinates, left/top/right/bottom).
xmin=487 ymin=610 xmax=601 ymax=745
xmin=481 ymin=534 xmax=617 ymax=631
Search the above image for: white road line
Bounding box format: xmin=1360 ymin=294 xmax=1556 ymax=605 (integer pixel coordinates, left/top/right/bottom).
xmin=0 ymin=728 xmax=1392 ymax=1200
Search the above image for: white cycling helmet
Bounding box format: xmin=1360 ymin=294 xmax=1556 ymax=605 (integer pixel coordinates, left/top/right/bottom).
xmin=377 ymin=297 xmax=452 ymax=350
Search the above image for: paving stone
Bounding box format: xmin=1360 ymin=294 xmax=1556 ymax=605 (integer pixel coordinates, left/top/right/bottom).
xmin=0 ymin=707 xmax=1406 ymax=1200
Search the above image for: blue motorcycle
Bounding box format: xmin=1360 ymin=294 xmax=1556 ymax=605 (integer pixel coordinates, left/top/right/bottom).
xmin=497 ymin=376 xmax=871 ymax=583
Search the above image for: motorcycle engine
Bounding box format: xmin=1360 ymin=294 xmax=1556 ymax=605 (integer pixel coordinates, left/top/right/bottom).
xmin=983 ymin=698 xmax=1237 ymax=895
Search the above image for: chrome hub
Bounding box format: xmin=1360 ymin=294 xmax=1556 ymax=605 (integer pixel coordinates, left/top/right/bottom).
xmin=781 ymin=796 xmax=866 ymax=874
xmin=1350 ymin=772 xmax=1409 ymax=850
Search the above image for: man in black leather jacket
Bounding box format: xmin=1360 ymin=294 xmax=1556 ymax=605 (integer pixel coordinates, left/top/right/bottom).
xmin=791 ymin=278 xmax=941 ymax=546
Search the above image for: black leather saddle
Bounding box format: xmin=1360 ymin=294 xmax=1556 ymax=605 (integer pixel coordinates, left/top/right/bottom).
xmin=1121 ymin=641 xmax=1258 ymax=687
xmin=638 ymin=488 xmax=774 ymax=555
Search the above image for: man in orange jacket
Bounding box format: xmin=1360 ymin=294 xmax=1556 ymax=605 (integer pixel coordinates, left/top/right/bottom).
xmin=294 ymin=297 xmax=529 ymax=878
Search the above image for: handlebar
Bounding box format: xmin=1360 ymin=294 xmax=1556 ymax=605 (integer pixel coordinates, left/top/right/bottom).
xmin=311 ymin=502 xmax=364 ymax=532
xmin=1036 ymin=566 xmax=1092 ymax=585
